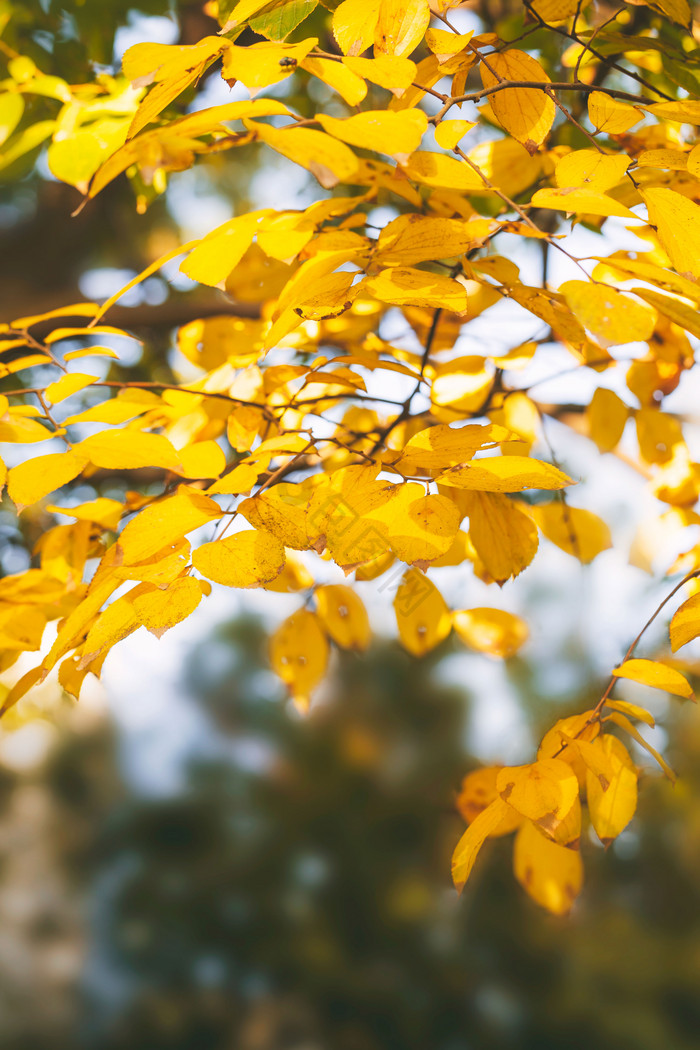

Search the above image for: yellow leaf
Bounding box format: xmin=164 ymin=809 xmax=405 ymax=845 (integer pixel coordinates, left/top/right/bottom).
xmin=606 ymin=710 xmax=676 ymax=781
xmin=246 ymin=120 xmax=359 ymax=189
xmin=374 ymin=0 xmax=430 ymax=58
xmin=343 ymin=55 xmax=416 ymax=94
xmin=294 ymin=270 xmax=358 ymax=320
xmin=403 ymin=150 xmax=486 ymax=192
xmin=587 ymin=388 xmax=628 ymax=452
xmin=262 ymin=552 xmax=314 ymax=593
xmin=458 ymin=491 xmax=539 ymax=584
xmin=556 ymin=149 xmax=631 ymax=192
xmin=8 ymin=450 xmax=86 ymax=508
xmin=355 ymin=549 xmax=396 ymax=581
xmin=175 ymin=441 xmax=227 ymax=479
xmin=632 ymin=287 xmax=700 ymax=342
xmin=193 ymin=528 xmax=285 ymax=588
xmin=635 ymin=408 xmax=683 ymax=466
xmin=240 ymin=478 xmax=318 ymax=550
xmin=117 ymin=487 xmax=222 ymax=565
xmin=496 ymin=758 xmax=579 ymax=840
xmin=531 ymin=186 xmax=638 ymax=219
xmin=469 ymin=138 xmax=543 ymax=198
xmin=300 ymin=56 xmax=366 ymax=106
xmin=44 ymin=373 xmax=98 ymax=403
xmin=560 ymin=281 xmax=656 ymax=347
xmin=670 ymin=592 xmax=700 ymax=651
xmin=63 ymin=346 xmax=120 ymax=362
xmin=532 ymin=503 xmax=611 ymax=563
xmin=394 ymin=570 xmax=451 ymax=656
xmin=604 ymin=699 xmax=655 ymax=728
xmin=642 ymin=188 xmax=700 ymax=281
xmin=48 ymin=498 xmax=123 ymax=531
xmin=63 ymin=394 xmax=158 ymax=426
xmin=637 ymin=149 xmax=690 ymax=174
xmin=480 ymin=50 xmax=555 ymax=152
xmin=647 ymin=99 xmax=700 ymax=124
xmin=397 ymin=423 xmax=509 ymax=475
xmin=362 ymin=267 xmax=467 ymax=310
xmin=220 ymin=39 xmax=317 ymax=93
xmin=456 ymin=767 xmax=522 ymax=835
xmin=315 ymin=584 xmax=370 ymax=650
xmin=333 ymin=0 xmax=381 ymax=56
xmin=79 ymin=591 xmax=142 ymax=668
xmin=612 ymin=658 xmax=694 ymax=700
xmin=425 ymin=29 xmax=474 ymax=62
xmin=386 ymin=488 xmax=460 ymax=568
xmin=180 ymin=212 xmax=268 ymax=286
xmin=316 ymin=108 xmax=426 ymax=157
xmin=586 ymin=735 xmax=638 ymax=845
xmin=131 ymin=576 xmax=203 ymax=638
xmin=125 ymin=37 xmax=225 ymax=137
xmin=431 ymin=357 xmax=493 ymax=416
xmin=452 ymin=608 xmax=529 ymax=659
xmin=588 ymin=90 xmax=643 ymax=133
xmin=269 ymin=608 xmax=329 ymax=708
xmin=436 ymin=456 xmax=572 ymax=493
xmin=76 ymin=431 xmax=182 ymax=472
xmin=530 ymin=0 xmax=588 ymax=19
xmin=452 ymin=797 xmax=513 ymax=891
xmin=434 ymin=119 xmax=476 ymax=149
xmin=537 ymin=711 xmax=600 ymax=785
xmin=0 ymin=92 xmax=24 ymax=147
xmin=112 ymin=541 xmax=191 ymax=587
xmin=374 ymin=214 xmax=481 ymax=266
xmin=513 ymin=820 xmax=583 ymax=915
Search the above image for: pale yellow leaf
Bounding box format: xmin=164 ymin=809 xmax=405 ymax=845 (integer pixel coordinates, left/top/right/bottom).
xmin=642 ymin=187 xmax=700 ymax=281
xmin=480 ymin=50 xmax=555 ymax=152
xmin=246 ymin=120 xmax=359 ymax=189
xmin=531 ymin=186 xmax=638 ymax=219
xmin=496 ymin=758 xmax=579 ymax=840
xmin=458 ymin=490 xmax=539 ymax=584
xmin=44 ymin=373 xmax=98 ymax=404
xmin=361 ymin=267 xmax=467 ymax=310
xmin=315 ymin=584 xmax=370 ymax=650
xmin=317 ymin=108 xmax=427 ymax=157
xmin=8 ymin=450 xmax=86 ymax=508
xmin=586 ymin=735 xmax=638 ymax=845
xmin=588 ymin=91 xmax=643 ymax=133
xmin=456 ymin=767 xmax=522 ymax=834
xmin=394 ymin=570 xmax=451 ymax=656
xmin=670 ymin=592 xmax=700 ymax=651
xmin=532 ymin=503 xmax=611 ymax=563
xmin=193 ymin=528 xmax=285 ymax=587
xmin=612 ymin=657 xmax=694 ymax=699
xmin=333 ymin=0 xmax=381 ymax=56
xmin=452 ymin=797 xmax=513 ymax=891
xmin=436 ymin=456 xmax=572 ymax=493
xmin=269 ymin=608 xmax=329 ymax=707
xmin=131 ymin=576 xmax=203 ymax=638
xmin=76 ymin=431 xmax=182 ymax=472
xmin=117 ymin=487 xmax=222 ymax=565
xmin=587 ymin=388 xmax=628 ymax=452
xmin=374 ymin=214 xmax=481 ymax=266
xmin=513 ymin=820 xmax=583 ymax=915
xmin=374 ymin=0 xmax=430 ymax=58
xmin=453 ymin=608 xmax=529 ymax=658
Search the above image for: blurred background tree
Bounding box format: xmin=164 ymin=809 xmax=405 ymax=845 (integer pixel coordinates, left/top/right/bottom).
xmin=1 ymin=615 xmax=699 ymax=1050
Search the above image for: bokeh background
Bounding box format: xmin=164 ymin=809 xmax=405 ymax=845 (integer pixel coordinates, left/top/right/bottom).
xmin=2 ymin=2 xmax=700 ymax=1048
